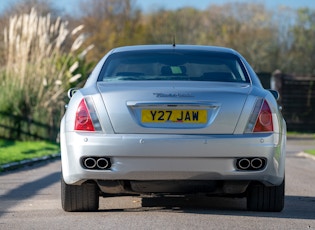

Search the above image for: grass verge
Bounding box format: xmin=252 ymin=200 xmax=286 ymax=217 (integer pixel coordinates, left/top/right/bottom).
xmin=305 ymin=149 xmax=315 ymax=156
xmin=0 ymin=140 xmax=60 ymax=166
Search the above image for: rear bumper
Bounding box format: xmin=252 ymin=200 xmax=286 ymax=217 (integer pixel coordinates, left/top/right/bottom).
xmin=61 ymin=132 xmax=286 ymax=187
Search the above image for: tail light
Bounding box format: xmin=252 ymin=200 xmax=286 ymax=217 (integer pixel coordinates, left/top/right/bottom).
xmin=253 ymin=100 xmax=273 ymax=132
xmin=75 ymin=98 xmax=102 ymax=131
xmin=245 ymin=99 xmax=273 ymax=133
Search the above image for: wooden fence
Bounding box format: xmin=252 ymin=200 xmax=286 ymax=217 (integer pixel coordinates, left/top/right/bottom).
xmin=258 ymin=72 xmax=315 ymax=132
xmin=0 ymin=111 xmax=59 ymax=141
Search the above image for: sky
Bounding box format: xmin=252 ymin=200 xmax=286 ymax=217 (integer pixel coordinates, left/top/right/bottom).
xmin=0 ymin=0 xmax=314 ymax=14
xmin=136 ymin=0 xmax=314 ymax=11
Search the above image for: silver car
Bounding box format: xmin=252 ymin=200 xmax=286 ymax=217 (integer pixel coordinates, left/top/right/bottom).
xmin=60 ymin=45 xmax=286 ymax=212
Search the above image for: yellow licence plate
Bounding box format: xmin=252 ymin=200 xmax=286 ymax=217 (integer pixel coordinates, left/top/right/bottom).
xmin=141 ymin=109 xmax=207 ymax=123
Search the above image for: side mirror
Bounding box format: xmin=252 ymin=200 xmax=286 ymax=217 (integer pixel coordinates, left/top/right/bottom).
xmin=268 ymin=89 xmax=279 ymax=101
xmin=67 ymin=88 xmax=79 ymax=99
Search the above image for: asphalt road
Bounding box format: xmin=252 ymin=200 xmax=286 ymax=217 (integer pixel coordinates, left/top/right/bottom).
xmin=0 ymin=138 xmax=315 ymax=230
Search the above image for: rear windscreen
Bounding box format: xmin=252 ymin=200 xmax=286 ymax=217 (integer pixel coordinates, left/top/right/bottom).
xmin=98 ymin=50 xmax=250 ymax=83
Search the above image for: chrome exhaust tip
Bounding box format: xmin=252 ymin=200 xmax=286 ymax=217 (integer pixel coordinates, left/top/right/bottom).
xmin=236 ymin=157 xmax=266 ymax=170
xmin=82 ymin=157 xmax=111 ymax=170
xmin=251 ymin=158 xmax=263 ymax=169
xmin=237 ymin=158 xmax=251 ymax=170
xmin=96 ymin=158 xmax=109 ymax=169
xmin=84 ymin=157 xmax=97 ymax=169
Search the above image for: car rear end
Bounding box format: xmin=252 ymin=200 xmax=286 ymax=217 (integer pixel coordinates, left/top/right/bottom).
xmin=60 ymin=45 xmax=286 ymax=212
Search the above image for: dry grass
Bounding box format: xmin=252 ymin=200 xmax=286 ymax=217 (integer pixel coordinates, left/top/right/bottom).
xmin=0 ymin=8 xmax=92 ymax=141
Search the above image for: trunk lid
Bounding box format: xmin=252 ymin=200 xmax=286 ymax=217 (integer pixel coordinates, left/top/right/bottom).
xmin=97 ymin=81 xmax=251 ymax=134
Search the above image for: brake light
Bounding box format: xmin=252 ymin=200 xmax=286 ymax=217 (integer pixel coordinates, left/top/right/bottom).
xmin=253 ymin=100 xmax=273 ymax=132
xmin=75 ymin=99 xmax=95 ymax=131
xmin=245 ymin=99 xmax=273 ymax=133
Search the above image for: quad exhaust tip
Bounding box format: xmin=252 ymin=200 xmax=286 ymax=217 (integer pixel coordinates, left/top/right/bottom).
xmin=236 ymin=157 xmax=266 ymax=170
xmin=82 ymin=157 xmax=111 ymax=170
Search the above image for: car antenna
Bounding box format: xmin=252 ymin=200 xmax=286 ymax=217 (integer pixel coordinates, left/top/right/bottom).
xmin=172 ymin=35 xmax=176 ymax=47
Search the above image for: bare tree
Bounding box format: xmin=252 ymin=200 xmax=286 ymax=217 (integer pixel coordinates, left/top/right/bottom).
xmin=78 ymin=0 xmax=144 ymax=61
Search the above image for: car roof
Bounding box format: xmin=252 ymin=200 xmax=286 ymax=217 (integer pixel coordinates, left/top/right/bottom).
xmin=110 ymin=44 xmax=240 ymax=56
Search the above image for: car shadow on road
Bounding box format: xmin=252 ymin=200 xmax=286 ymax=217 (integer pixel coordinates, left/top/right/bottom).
xmin=100 ymin=195 xmax=315 ymax=220
xmin=0 ymin=171 xmax=60 ymax=217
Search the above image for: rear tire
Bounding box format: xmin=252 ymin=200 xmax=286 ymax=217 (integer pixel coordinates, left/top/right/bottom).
xmin=247 ymin=179 xmax=285 ymax=212
xmin=61 ymin=177 xmax=99 ymax=212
